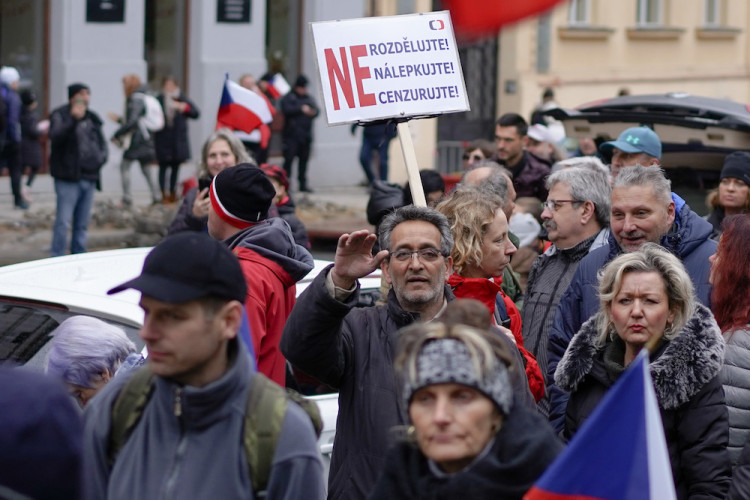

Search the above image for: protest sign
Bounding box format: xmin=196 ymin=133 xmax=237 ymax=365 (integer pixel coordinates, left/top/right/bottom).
xmin=310 ymin=11 xmax=469 ymax=126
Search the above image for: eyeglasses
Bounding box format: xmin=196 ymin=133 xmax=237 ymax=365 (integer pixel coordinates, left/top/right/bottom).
xmin=388 ymin=247 xmax=445 ymax=262
xmin=462 ymin=153 xmax=483 ymax=162
xmin=541 ymin=199 xmax=582 ymax=211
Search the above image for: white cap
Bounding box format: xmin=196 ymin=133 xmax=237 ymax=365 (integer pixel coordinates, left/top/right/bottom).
xmin=0 ymin=66 xmax=20 ymax=86
xmin=527 ymin=123 xmax=553 ymax=143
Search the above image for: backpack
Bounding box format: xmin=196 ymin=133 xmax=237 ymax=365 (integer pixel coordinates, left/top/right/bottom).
xmin=132 ymin=92 xmax=164 ymax=138
xmin=107 ymin=367 xmax=322 ymax=498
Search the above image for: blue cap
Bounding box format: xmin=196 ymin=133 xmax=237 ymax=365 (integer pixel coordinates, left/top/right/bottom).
xmin=600 ymin=126 xmax=662 ymax=159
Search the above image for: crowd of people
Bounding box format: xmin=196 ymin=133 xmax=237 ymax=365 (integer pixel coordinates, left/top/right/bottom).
xmin=2 ymin=67 xmax=750 ymax=500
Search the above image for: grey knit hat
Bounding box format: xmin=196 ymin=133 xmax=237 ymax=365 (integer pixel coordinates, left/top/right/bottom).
xmin=403 ymin=338 xmax=513 ymax=415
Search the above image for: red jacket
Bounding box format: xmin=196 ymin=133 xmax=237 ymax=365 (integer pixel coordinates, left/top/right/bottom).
xmin=234 ymin=246 xmax=297 ymax=386
xmin=447 ymin=273 xmax=546 ymax=402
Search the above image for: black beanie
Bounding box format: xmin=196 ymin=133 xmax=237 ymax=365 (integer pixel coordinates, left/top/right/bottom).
xmin=67 ymin=83 xmax=89 ymax=100
xmin=209 ymin=163 xmax=276 ymax=228
xmin=721 ymin=152 xmax=750 ymax=186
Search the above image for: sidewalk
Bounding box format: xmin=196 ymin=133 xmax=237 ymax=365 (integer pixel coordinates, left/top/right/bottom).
xmin=0 ymin=173 xmax=372 ymax=265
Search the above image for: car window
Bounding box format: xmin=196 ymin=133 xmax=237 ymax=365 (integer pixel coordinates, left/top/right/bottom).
xmin=0 ymin=300 xmax=144 ymax=371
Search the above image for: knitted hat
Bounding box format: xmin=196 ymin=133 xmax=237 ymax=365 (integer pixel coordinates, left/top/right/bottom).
xmin=403 ymin=338 xmax=513 ymax=416
xmin=209 ymin=163 xmax=276 ymax=228
xmin=294 ymin=75 xmax=309 ymax=88
xmin=260 ymin=163 xmax=289 ymax=190
xmin=720 ymin=152 xmax=750 ymax=186
xmin=67 ymin=83 xmax=89 ymax=100
xmin=0 ymin=66 xmax=19 ymax=86
xmin=20 ymin=89 xmax=36 ymax=107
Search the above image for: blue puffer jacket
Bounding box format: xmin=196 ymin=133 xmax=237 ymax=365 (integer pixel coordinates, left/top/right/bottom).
xmin=546 ymin=193 xmax=717 ymax=433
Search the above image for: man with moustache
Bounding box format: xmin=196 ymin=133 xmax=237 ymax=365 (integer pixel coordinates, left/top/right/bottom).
xmin=546 ymin=164 xmax=717 ymax=432
xmin=520 ymin=163 xmax=611 ymax=416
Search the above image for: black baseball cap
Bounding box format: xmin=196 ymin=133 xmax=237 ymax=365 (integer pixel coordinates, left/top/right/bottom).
xmin=108 ymin=233 xmax=246 ymax=303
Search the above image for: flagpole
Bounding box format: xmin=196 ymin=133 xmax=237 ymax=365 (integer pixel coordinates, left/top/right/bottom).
xmin=397 ymin=121 xmax=427 ymax=207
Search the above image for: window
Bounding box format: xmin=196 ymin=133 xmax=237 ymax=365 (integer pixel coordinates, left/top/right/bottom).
xmin=637 ymin=0 xmax=663 ymax=26
xmin=568 ymin=0 xmax=590 ymax=26
xmin=704 ymin=0 xmax=720 ymax=27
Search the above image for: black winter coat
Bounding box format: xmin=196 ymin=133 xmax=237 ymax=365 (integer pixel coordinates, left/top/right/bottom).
xmin=154 ymin=93 xmax=199 ymax=163
xmin=369 ymin=404 xmax=563 ymax=500
xmin=20 ymin=106 xmax=43 ymax=168
xmin=555 ymin=304 xmax=731 ymax=499
xmin=280 ymin=90 xmax=318 ymax=143
xmin=729 ymin=436 xmax=750 ymax=499
xmin=281 ymin=267 xmax=533 ymax=500
xmin=113 ymin=86 xmax=155 ymax=162
xmin=48 ymin=104 xmax=107 ymax=183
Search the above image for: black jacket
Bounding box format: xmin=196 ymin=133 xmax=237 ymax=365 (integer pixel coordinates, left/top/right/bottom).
xmin=555 ymin=304 xmax=731 ymax=499
xmin=280 ymin=90 xmax=318 ymax=143
xmin=369 ymin=404 xmax=563 ymax=500
xmin=154 ymin=92 xmax=199 ymax=163
xmin=730 ymin=437 xmax=750 ymax=499
xmin=20 ymin=106 xmax=43 ymax=168
xmin=48 ymin=104 xmax=107 ymax=183
xmin=113 ymin=86 xmax=155 ymax=162
xmin=281 ymin=267 xmax=533 ymax=500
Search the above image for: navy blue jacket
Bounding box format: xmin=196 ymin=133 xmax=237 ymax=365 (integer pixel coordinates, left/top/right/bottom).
xmin=546 ymin=194 xmax=717 ymax=433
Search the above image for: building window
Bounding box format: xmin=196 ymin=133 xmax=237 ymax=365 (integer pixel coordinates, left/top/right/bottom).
xmin=568 ymin=0 xmax=590 ymax=26
xmin=637 ymin=0 xmax=663 ymax=26
xmin=704 ymin=0 xmax=720 ymax=27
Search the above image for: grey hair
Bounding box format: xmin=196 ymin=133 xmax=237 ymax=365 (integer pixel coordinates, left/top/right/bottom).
xmin=550 ymin=155 xmax=611 ymax=181
xmin=613 ymin=164 xmax=672 ymax=206
xmin=379 ymin=205 xmax=453 ymax=256
xmin=395 ymin=322 xmax=513 ymax=414
xmin=460 ymin=161 xmax=513 ymax=205
xmin=595 ymin=243 xmax=696 ymax=347
xmin=547 ymin=165 xmax=612 ymax=226
xmin=197 ymin=128 xmax=254 ymax=178
xmin=46 ymin=316 xmax=137 ymax=388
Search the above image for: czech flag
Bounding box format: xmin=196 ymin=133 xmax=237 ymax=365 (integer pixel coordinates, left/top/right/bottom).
xmin=217 ymin=77 xmax=273 ymax=135
xmin=264 ymin=73 xmax=291 ymax=100
xmin=524 ymin=351 xmax=676 ymax=500
xmin=444 ymin=0 xmax=567 ymax=35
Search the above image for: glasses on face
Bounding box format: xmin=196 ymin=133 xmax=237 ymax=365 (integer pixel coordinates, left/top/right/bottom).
xmin=462 ymin=153 xmax=483 ymax=162
xmin=541 ymin=199 xmax=582 ymax=212
xmin=388 ymin=247 xmax=445 ymax=263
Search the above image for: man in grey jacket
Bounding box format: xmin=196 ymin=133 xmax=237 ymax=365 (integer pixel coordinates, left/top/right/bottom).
xmin=83 ymin=232 xmax=324 ymax=500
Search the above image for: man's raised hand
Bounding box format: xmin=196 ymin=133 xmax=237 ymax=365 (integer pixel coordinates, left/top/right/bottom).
xmin=330 ymin=230 xmax=389 ymax=289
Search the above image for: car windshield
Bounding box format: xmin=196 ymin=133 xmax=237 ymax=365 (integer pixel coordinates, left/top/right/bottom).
xmin=0 ymin=299 xmax=144 ymax=371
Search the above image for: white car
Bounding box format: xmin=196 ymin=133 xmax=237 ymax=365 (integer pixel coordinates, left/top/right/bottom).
xmin=0 ymin=248 xmax=383 ymax=468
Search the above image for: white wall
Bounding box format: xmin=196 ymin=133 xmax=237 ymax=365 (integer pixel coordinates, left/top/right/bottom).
xmin=49 ymin=0 xmax=147 ymax=192
xmin=301 ymin=2 xmax=368 ymax=188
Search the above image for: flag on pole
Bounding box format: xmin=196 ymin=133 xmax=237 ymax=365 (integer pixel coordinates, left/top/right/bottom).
xmin=444 ymin=0 xmax=567 ymax=35
xmin=264 ymin=73 xmax=291 ymax=100
xmin=216 ymin=77 xmax=273 ymax=135
xmin=524 ymin=350 xmax=676 ymax=500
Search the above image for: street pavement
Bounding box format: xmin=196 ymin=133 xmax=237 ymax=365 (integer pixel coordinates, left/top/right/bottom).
xmin=0 ymin=170 xmax=372 ymax=266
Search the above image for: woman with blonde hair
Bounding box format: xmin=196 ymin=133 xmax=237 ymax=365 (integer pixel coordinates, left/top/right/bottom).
xmin=437 ymin=187 xmax=545 ymax=402
xmin=556 ymin=243 xmax=730 ymax=498
xmin=167 ymin=128 xmax=253 ymax=235
xmin=369 ymin=320 xmax=561 ymax=499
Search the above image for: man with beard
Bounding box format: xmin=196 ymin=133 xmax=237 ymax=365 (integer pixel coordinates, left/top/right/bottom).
xmin=281 ymin=206 xmax=455 ymax=499
xmin=546 ymin=165 xmax=717 ymax=432
xmin=520 ymin=163 xmax=610 ymax=416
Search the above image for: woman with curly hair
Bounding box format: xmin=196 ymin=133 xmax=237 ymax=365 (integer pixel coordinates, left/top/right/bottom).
xmin=437 ymin=187 xmax=545 ymax=402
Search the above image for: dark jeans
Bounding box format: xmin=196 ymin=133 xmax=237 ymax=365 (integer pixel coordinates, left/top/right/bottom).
xmin=158 ymin=161 xmax=182 ymax=194
xmin=359 ymin=134 xmax=391 ymax=183
xmin=51 ymin=178 xmax=96 ymax=256
xmin=1 ymin=142 xmax=23 ymax=205
xmin=283 ymin=139 xmax=311 ymax=189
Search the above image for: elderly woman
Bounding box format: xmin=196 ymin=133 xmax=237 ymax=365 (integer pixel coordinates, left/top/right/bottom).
xmin=437 ymin=187 xmax=545 ymax=402
xmin=369 ymin=321 xmax=562 ymax=499
xmin=555 ymin=243 xmax=730 ymax=499
xmin=167 ymin=128 xmax=253 ymax=235
xmin=710 ymin=215 xmax=750 ymax=469
xmin=46 ymin=316 xmax=138 ymax=408
xmin=706 ymin=152 xmax=750 ymax=239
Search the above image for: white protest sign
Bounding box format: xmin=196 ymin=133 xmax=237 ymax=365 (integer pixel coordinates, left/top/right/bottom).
xmin=311 ymin=11 xmax=469 ymax=125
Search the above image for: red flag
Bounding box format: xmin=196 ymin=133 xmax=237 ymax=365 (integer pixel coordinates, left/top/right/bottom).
xmin=445 ymin=0 xmax=566 ymax=35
